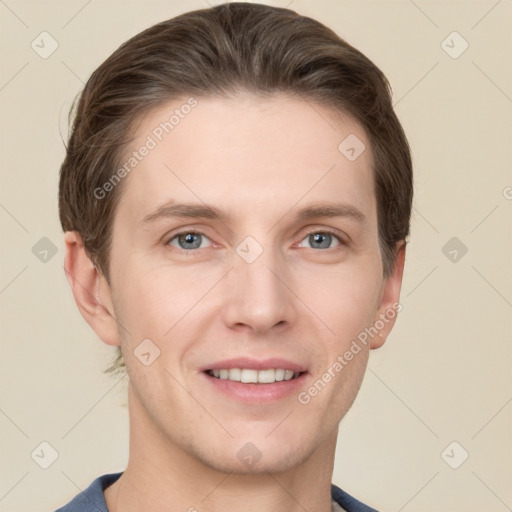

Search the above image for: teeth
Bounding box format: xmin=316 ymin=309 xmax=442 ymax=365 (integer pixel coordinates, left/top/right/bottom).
xmin=284 ymin=370 xmax=294 ymax=381
xmin=257 ymin=369 xmax=276 ymax=384
xmin=241 ymin=369 xmax=258 ymax=383
xmin=275 ymin=369 xmax=285 ymax=381
xmin=209 ymin=368 xmax=301 ymax=384
xmin=229 ymin=368 xmax=240 ymax=381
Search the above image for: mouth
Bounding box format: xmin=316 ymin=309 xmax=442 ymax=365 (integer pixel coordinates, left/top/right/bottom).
xmin=200 ymin=357 xmax=308 ymax=402
xmin=202 ymin=367 xmax=308 ymax=403
xmin=205 ymin=368 xmax=304 ymax=384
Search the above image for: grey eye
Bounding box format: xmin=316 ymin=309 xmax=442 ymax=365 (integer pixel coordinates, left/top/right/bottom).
xmin=168 ymin=232 xmax=211 ymax=250
xmin=300 ymin=232 xmax=341 ymax=249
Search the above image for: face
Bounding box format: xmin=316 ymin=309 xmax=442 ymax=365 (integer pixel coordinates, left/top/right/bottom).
xmin=98 ymin=93 xmax=403 ymax=474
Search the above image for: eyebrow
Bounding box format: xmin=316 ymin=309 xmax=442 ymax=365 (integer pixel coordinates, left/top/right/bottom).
xmin=140 ymin=201 xmax=367 ymax=227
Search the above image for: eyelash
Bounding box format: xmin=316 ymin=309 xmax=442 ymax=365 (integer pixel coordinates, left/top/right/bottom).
xmin=164 ymin=228 xmax=347 ymax=252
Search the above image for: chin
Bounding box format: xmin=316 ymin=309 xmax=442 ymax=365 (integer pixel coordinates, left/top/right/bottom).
xmin=194 ymin=435 xmax=316 ymax=476
xmin=207 ymin=451 xmax=308 ymax=476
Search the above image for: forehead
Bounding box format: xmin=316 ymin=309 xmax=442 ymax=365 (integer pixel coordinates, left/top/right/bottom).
xmin=114 ymin=93 xmax=376 ymax=229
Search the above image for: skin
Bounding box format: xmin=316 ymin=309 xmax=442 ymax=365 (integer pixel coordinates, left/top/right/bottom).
xmin=64 ymin=93 xmax=405 ymax=512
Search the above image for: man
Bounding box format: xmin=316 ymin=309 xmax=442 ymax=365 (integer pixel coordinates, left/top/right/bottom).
xmin=56 ymin=2 xmax=412 ymax=511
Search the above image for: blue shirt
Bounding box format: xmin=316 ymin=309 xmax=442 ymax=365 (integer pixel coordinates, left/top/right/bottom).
xmin=55 ymin=472 xmax=379 ymax=512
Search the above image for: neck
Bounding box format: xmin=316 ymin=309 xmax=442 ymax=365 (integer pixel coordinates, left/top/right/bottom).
xmin=104 ymin=382 xmax=338 ymax=512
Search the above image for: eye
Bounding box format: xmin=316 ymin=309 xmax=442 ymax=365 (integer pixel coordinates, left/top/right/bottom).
xmin=298 ymin=230 xmax=344 ymax=250
xmin=166 ymin=231 xmax=213 ymax=250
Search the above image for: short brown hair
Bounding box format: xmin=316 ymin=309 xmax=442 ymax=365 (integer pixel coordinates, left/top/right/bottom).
xmin=59 ymin=2 xmax=413 ymax=375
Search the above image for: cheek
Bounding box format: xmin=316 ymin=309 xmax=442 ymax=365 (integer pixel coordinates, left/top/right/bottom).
xmin=110 ymin=266 xmax=172 ymax=355
xmin=113 ymin=263 xmax=215 ymax=361
xmin=114 ymin=270 xmax=192 ymax=394
xmin=116 ymin=257 xmax=189 ymax=317
xmin=299 ymin=262 xmax=381 ymax=344
xmin=308 ymin=275 xmax=375 ymax=411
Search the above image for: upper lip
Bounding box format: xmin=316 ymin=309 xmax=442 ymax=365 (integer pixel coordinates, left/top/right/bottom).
xmin=201 ymin=357 xmax=307 ymax=373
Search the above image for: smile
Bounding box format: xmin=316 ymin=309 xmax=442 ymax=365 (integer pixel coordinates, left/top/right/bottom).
xmin=206 ymin=368 xmax=302 ymax=384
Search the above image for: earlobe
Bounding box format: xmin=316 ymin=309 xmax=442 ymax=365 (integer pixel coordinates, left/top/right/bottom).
xmin=370 ymin=241 xmax=406 ymax=349
xmin=63 ymin=231 xmax=120 ymax=347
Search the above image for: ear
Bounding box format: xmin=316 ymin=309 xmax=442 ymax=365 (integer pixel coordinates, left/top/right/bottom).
xmin=63 ymin=231 xmax=121 ymax=347
xmin=370 ymin=241 xmax=406 ymax=349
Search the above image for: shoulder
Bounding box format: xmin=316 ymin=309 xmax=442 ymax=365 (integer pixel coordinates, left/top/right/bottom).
xmin=54 ymin=472 xmax=123 ymax=512
xmin=331 ymin=483 xmax=380 ymax=512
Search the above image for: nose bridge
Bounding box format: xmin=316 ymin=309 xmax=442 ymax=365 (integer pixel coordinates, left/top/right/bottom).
xmin=222 ymin=236 xmax=295 ymax=332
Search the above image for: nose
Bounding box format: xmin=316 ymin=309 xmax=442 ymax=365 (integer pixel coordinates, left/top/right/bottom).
xmin=220 ymin=244 xmax=298 ymax=335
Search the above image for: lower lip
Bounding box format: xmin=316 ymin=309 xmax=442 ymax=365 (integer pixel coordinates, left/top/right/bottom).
xmin=201 ymin=371 xmax=308 ymax=403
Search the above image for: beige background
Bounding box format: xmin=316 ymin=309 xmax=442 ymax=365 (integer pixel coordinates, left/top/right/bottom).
xmin=1 ymin=1 xmax=511 ymax=511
